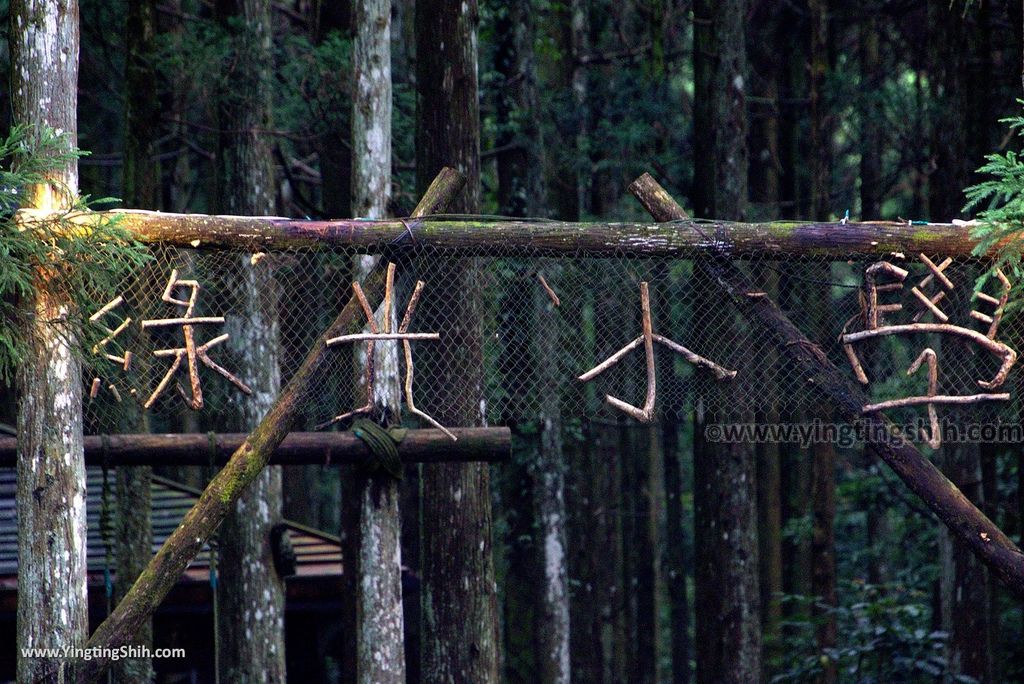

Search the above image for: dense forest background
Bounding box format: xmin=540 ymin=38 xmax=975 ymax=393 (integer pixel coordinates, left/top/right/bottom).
xmin=4 ymin=0 xmax=1024 ymax=683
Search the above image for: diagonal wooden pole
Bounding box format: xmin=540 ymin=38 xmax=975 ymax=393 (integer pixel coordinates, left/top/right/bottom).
xmin=628 ymin=172 xmax=1024 ymax=599
xmin=80 ymin=167 xmax=466 ymax=683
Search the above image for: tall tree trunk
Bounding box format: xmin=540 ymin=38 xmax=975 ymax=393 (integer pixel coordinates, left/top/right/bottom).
xmin=927 ymin=0 xmax=970 ymax=221
xmin=548 ymin=0 xmax=587 ymax=221
xmin=215 ymin=1 xmax=287 ymax=681
xmin=11 ymin=1 xmax=87 ymax=681
xmin=939 ymin=445 xmax=994 ymax=682
xmin=662 ymin=400 xmax=691 ymax=684
xmin=350 ymin=0 xmax=405 ymax=680
xmin=928 ymin=5 xmax=994 ymax=679
xmin=494 ymin=2 xmax=568 ymax=680
xmin=113 ymin=2 xmax=160 ymax=680
xmin=808 ymin=0 xmax=830 ymax=221
xmin=533 ymin=288 xmax=571 ymax=684
xmin=318 ymin=1 xmax=352 ymax=219
xmin=748 ymin=3 xmax=783 ymax=670
xmin=807 ymin=4 xmax=838 ymax=681
xmin=692 ymin=2 xmax=760 ymax=683
xmin=810 ymin=436 xmax=837 ymax=684
xmin=415 ymin=1 xmax=500 ymax=682
xmin=494 ymin=0 xmax=543 ymax=218
xmin=639 ymin=419 xmax=666 ymax=684
xmin=859 ymin=14 xmax=882 ymax=219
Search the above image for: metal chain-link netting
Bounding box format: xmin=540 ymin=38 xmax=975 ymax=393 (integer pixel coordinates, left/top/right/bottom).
xmin=81 ymin=220 xmax=1024 ymax=447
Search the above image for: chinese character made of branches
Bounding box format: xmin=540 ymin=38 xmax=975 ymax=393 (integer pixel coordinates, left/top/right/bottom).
xmin=579 ymin=281 xmax=736 ymax=422
xmin=88 ymin=295 xmax=133 ymax=402
xmin=319 ymin=262 xmax=456 ymax=440
xmin=842 ymin=255 xmax=1017 ymax=447
xmin=141 ymin=269 xmax=253 ymax=410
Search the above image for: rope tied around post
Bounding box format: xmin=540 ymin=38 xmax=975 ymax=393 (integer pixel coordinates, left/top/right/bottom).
xmin=350 ymin=418 xmax=405 ymax=480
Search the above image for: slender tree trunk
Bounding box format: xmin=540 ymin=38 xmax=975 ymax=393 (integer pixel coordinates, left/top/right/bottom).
xmin=928 ymin=5 xmax=994 ymax=677
xmin=810 ymin=436 xmax=837 ymax=684
xmin=533 ymin=292 xmax=571 ymax=684
xmin=755 ymin=271 xmax=783 ymax=670
xmin=807 ymin=5 xmax=838 ymax=680
xmin=11 ymin=2 xmax=87 ymax=681
xmin=494 ymin=2 xmax=568 ymax=680
xmin=692 ymin=3 xmax=760 ymax=683
xmin=215 ymin=1 xmax=287 ymax=681
xmin=808 ymin=0 xmax=830 ymax=221
xmin=639 ymin=422 xmax=666 ymax=684
xmin=318 ymin=1 xmax=352 ymax=219
xmin=939 ymin=445 xmax=994 ymax=682
xmin=113 ymin=1 xmax=160 ymax=680
xmin=495 ymin=0 xmax=543 ymax=218
xmin=981 ymin=440 xmax=1000 ymax=681
xmin=662 ymin=402 xmax=691 ymax=684
xmin=416 ymin=1 xmax=499 ymax=681
xmin=569 ymin=420 xmax=615 ymax=683
xmin=548 ymin=0 xmax=587 ymax=221
xmin=747 ymin=5 xmax=783 ymax=670
xmin=859 ymin=15 xmax=882 ymax=219
xmin=927 ymin=0 xmax=970 ymax=221
xmin=350 ymin=0 xmax=405 ymax=680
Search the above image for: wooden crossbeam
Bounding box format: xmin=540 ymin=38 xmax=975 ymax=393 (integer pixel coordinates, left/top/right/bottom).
xmin=19 ymin=207 xmax=998 ymax=258
xmin=0 ymin=429 xmax=510 ymax=467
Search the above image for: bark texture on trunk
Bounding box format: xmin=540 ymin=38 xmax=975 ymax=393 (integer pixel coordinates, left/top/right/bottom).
xmin=533 ymin=270 xmax=571 ymax=684
xmin=11 ymin=1 xmax=87 ymax=681
xmin=494 ymin=0 xmax=543 ymax=218
xmin=807 ymin=5 xmax=838 ymax=674
xmin=692 ymin=1 xmax=761 ymax=682
xmin=859 ymin=15 xmax=882 ymax=219
xmin=939 ymin=445 xmax=994 ymax=682
xmin=351 ymin=0 xmax=405 ymax=679
xmin=416 ymin=2 xmax=499 ymax=681
xmin=215 ymin=1 xmax=287 ymax=681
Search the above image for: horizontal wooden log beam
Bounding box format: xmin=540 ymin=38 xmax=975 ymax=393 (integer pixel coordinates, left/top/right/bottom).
xmin=21 ymin=207 xmax=993 ymax=258
xmin=0 ymin=429 xmax=510 ymax=467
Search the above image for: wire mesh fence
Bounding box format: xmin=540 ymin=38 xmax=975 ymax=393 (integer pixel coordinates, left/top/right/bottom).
xmin=80 ymin=220 xmax=1024 ymax=449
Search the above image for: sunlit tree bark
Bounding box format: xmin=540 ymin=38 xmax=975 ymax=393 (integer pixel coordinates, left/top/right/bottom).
xmin=12 ymin=1 xmax=87 ymax=681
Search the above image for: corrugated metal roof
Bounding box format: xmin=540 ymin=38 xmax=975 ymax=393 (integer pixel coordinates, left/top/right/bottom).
xmin=0 ymin=468 xmax=342 ymax=587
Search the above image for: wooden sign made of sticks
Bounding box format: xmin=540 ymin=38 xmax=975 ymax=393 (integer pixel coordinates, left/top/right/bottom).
xmin=141 ymin=269 xmax=253 ymax=410
xmin=842 ymin=255 xmax=1017 ymax=447
xmin=578 ymin=281 xmax=736 ymax=422
xmin=88 ymin=295 xmax=133 ymax=402
xmin=319 ymin=262 xmax=456 ymax=440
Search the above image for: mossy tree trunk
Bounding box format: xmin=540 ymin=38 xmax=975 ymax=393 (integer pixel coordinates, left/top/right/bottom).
xmin=11 ymin=1 xmax=88 ymax=682
xmin=214 ymin=1 xmax=287 ymax=681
